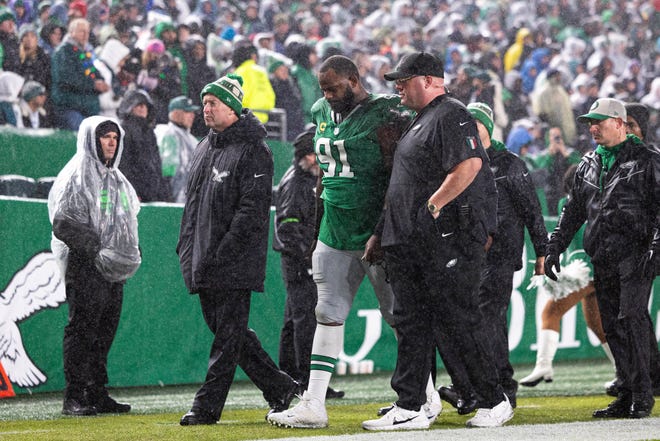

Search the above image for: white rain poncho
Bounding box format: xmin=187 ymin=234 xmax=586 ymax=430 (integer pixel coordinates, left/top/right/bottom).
xmin=48 ymin=116 xmax=141 ymax=282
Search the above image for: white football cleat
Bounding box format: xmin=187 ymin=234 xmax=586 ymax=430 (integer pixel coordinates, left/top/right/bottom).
xmin=266 ymin=391 xmax=328 ymax=429
xmin=424 ymin=389 xmax=442 ymax=422
xmin=466 ymin=395 xmax=514 ymax=428
xmin=362 ymin=404 xmax=431 ymax=431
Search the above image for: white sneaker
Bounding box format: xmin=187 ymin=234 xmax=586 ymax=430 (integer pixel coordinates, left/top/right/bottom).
xmin=266 ymin=391 xmax=328 ymax=429
xmin=423 ymin=390 xmax=442 ymax=422
xmin=362 ymin=404 xmax=431 ymax=431
xmin=466 ymin=395 xmax=514 ymax=428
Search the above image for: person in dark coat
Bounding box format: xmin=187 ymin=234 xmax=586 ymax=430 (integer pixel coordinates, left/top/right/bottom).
xmin=17 ymin=23 xmax=51 ymax=93
xmin=0 ymin=7 xmax=21 ymax=73
xmin=269 ymin=60 xmax=305 ymax=142
xmin=546 ymin=98 xmax=659 ymax=419
xmin=176 ymin=73 xmax=299 ymax=426
xmin=183 ymin=34 xmax=216 ymax=139
xmin=117 ymin=89 xmax=171 ymax=202
xmin=436 ymin=103 xmax=548 ymax=413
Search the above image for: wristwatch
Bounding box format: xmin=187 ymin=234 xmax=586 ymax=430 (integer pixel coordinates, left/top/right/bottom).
xmin=427 ymin=201 xmax=441 ymax=215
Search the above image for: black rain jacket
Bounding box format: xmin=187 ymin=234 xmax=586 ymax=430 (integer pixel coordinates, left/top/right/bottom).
xmin=177 ymin=110 xmax=274 ymax=293
xmin=548 ymin=135 xmax=660 ymax=265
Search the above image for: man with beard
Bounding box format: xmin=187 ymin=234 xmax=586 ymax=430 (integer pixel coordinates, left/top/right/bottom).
xmin=267 ymin=55 xmax=441 ymax=429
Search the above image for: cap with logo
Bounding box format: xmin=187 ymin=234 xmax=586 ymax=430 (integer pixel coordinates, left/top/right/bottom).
xmin=168 ymin=96 xmax=200 ymax=113
xmin=577 ymin=98 xmax=627 ymax=123
xmin=384 ymin=52 xmax=444 ymax=81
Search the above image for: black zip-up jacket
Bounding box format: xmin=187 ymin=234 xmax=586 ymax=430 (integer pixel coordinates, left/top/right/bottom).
xmin=272 ymin=162 xmax=317 ymax=280
xmin=177 ymin=110 xmax=274 ymax=294
xmin=487 ymin=142 xmax=547 ymax=270
xmin=548 ymin=135 xmax=660 ymax=265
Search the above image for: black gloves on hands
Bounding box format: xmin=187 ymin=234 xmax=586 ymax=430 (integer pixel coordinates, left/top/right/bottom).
xmin=544 ymin=253 xmax=561 ymax=281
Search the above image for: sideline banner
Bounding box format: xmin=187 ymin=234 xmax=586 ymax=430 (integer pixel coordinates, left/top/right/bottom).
xmin=1 ymin=198 xmax=658 ymax=395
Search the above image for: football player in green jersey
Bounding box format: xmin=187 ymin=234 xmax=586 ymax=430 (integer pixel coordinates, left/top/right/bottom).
xmin=267 ymin=55 xmax=442 ymax=429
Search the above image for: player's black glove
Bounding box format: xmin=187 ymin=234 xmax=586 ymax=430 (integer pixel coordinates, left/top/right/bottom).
xmin=544 ymin=252 xmax=560 ymax=282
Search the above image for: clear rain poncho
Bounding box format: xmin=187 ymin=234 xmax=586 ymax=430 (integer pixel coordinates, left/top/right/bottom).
xmin=48 ymin=116 xmax=141 ymax=282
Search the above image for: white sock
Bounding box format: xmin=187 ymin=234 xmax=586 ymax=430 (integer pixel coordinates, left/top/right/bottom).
xmin=601 ymin=342 xmax=616 ymax=370
xmin=307 ymin=324 xmax=344 ymax=404
xmin=425 ymin=372 xmax=435 ymax=399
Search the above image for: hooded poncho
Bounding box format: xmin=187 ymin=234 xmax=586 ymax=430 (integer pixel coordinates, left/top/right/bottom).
xmin=48 ymin=115 xmax=141 ymax=282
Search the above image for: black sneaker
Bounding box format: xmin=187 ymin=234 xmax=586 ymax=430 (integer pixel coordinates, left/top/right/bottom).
xmin=326 ymin=387 xmax=345 ymax=399
xmin=593 ymin=395 xmax=631 ymax=418
xmin=438 ymin=385 xmax=460 ymax=408
xmin=438 ymin=385 xmax=478 ymax=415
xmin=62 ymin=398 xmax=97 ymax=416
xmin=180 ymin=408 xmax=217 ymax=425
xmin=95 ymin=395 xmax=131 ymax=413
xmin=630 ymin=395 xmax=654 ymax=419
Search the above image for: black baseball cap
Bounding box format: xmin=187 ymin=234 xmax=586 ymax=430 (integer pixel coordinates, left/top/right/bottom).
xmin=384 ymin=52 xmax=444 ymax=81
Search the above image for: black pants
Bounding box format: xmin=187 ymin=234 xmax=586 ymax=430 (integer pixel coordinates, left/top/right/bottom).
xmin=386 ymin=239 xmax=504 ymax=411
xmin=593 ymin=254 xmax=654 ymax=399
xmin=193 ymin=289 xmax=295 ymax=419
xmin=278 ymin=262 xmax=318 ymax=387
xmin=478 ymin=263 xmax=517 ymax=388
xmin=63 ymin=261 xmax=123 ymax=401
xmin=438 ymin=262 xmax=517 ymax=399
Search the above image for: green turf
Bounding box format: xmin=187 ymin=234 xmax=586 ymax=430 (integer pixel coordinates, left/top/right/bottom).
xmin=0 ymin=359 xmax=657 ymax=440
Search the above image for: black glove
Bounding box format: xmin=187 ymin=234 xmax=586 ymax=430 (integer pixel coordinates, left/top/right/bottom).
xmin=544 ymin=253 xmax=561 ymax=281
xmin=641 ymin=249 xmax=660 ymax=278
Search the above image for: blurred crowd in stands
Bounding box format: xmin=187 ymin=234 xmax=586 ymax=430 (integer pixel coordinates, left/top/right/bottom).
xmin=0 ymin=0 xmax=658 ymax=205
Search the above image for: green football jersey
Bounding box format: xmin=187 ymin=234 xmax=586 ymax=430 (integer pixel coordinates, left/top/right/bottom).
xmin=312 ymin=94 xmax=406 ymax=250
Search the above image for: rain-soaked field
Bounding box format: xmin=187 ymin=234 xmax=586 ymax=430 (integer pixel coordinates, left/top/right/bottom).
xmin=1 ymin=359 xmax=658 ymax=440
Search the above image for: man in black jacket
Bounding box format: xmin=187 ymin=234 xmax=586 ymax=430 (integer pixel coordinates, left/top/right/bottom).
xmin=273 ymin=127 xmax=343 ymax=399
xmin=545 ymin=98 xmax=659 ymax=419
xmin=437 ymin=102 xmax=548 ymax=413
xmin=177 ymin=73 xmax=299 ymax=426
xmin=363 ymin=52 xmax=511 ymax=431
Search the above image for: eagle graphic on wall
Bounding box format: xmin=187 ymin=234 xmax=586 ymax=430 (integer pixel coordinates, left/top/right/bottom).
xmin=1 ymin=251 xmax=65 ymax=392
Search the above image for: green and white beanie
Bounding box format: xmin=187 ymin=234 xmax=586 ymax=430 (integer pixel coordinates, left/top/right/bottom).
xmin=467 ymin=102 xmax=494 ymax=137
xmin=201 ymin=73 xmax=244 ymax=115
xmin=0 ymin=7 xmax=16 ymax=24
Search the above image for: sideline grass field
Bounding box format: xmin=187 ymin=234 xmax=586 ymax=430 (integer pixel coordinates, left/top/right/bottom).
xmin=1 ymin=359 xmax=658 ymax=440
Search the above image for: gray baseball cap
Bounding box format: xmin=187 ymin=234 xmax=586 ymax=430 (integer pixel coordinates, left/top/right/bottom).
xmin=577 ymin=98 xmax=626 ymax=123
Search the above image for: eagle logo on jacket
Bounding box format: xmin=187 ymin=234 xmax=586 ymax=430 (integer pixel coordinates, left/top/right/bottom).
xmin=212 ymin=167 xmax=230 ymax=183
